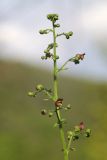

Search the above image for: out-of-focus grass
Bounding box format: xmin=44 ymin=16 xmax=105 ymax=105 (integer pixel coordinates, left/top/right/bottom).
xmin=0 ymin=60 xmax=107 ymax=160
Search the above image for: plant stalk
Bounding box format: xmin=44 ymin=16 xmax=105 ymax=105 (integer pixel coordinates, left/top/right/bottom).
xmin=53 ymin=22 xmax=69 ymax=160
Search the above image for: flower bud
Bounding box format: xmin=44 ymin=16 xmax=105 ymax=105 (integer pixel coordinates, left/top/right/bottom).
xmin=74 ymin=126 xmax=80 ymax=132
xmin=36 ymin=84 xmax=44 ymax=91
xmin=65 ymin=31 xmax=73 ymax=39
xmin=67 ymin=104 xmax=72 ymax=109
xmin=47 ymin=14 xmax=59 ymax=22
xmin=28 ymin=91 xmax=35 ymax=97
xmin=41 ymin=56 xmax=46 ymax=60
xmin=39 ymin=30 xmax=48 ymax=34
xmin=68 ymin=31 xmax=73 ymax=36
xmin=54 ymin=24 xmax=60 ymax=28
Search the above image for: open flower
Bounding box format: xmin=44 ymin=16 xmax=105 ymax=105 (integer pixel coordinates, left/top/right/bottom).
xmin=55 ymin=98 xmax=63 ymax=107
xmin=75 ymin=53 xmax=85 ymax=60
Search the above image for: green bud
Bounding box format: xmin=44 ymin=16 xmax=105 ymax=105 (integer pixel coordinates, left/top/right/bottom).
xmin=74 ymin=126 xmax=80 ymax=132
xmin=65 ymin=31 xmax=73 ymax=39
xmin=28 ymin=91 xmax=35 ymax=97
xmin=41 ymin=56 xmax=46 ymax=60
xmin=68 ymin=31 xmax=73 ymax=36
xmin=39 ymin=30 xmax=48 ymax=34
xmin=44 ymin=49 xmax=49 ymax=54
xmin=54 ymin=24 xmax=60 ymax=28
xmin=47 ymin=14 xmax=59 ymax=22
xmin=47 ymin=43 xmax=54 ymax=50
xmin=67 ymin=135 xmax=71 ymax=140
xmin=67 ymin=131 xmax=73 ymax=137
xmin=67 ymin=104 xmax=72 ymax=109
xmin=56 ymin=55 xmax=59 ymax=59
xmin=70 ymin=147 xmax=76 ymax=151
xmin=36 ymin=84 xmax=44 ymax=91
xmin=49 ymin=112 xmax=53 ymax=117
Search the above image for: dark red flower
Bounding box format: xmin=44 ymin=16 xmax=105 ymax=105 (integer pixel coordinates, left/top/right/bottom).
xmin=55 ymin=98 xmax=63 ymax=107
xmin=79 ymin=122 xmax=85 ymax=130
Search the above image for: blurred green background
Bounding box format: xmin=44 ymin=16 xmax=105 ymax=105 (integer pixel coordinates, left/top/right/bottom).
xmin=0 ymin=60 xmax=107 ymax=160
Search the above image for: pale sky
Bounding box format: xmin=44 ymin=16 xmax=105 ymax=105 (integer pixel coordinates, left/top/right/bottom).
xmin=0 ymin=0 xmax=107 ymax=82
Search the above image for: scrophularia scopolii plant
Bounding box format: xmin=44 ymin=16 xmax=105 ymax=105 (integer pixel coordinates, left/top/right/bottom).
xmin=28 ymin=14 xmax=91 ymax=160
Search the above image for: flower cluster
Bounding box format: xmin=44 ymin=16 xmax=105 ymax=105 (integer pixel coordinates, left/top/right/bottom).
xmin=67 ymin=122 xmax=91 ymax=142
xmin=64 ymin=31 xmax=73 ymax=39
xmin=69 ymin=53 xmax=85 ymax=64
xmin=41 ymin=43 xmax=58 ymax=60
xmin=47 ymin=14 xmax=59 ymax=22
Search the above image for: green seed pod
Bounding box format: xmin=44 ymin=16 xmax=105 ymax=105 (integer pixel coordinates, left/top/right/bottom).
xmin=65 ymin=34 xmax=70 ymax=39
xmin=56 ymin=55 xmax=59 ymax=59
xmin=41 ymin=109 xmax=47 ymax=115
xmin=68 ymin=31 xmax=73 ymax=36
xmin=73 ymin=134 xmax=79 ymax=141
xmin=67 ymin=135 xmax=71 ymax=140
xmin=36 ymin=84 xmax=44 ymax=91
xmin=49 ymin=112 xmax=53 ymax=117
xmin=39 ymin=30 xmax=44 ymax=34
xmin=85 ymin=129 xmax=91 ymax=137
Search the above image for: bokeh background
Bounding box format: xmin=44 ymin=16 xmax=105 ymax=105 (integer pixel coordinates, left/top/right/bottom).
xmin=0 ymin=0 xmax=107 ymax=160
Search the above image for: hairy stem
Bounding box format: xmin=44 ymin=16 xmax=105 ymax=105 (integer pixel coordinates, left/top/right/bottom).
xmin=53 ymin=22 xmax=69 ymax=160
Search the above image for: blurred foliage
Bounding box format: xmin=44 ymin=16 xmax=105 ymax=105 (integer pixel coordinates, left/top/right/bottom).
xmin=0 ymin=60 xmax=107 ymax=160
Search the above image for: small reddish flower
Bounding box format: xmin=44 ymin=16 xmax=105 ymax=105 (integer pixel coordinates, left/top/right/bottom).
xmin=55 ymin=98 xmax=63 ymax=107
xmin=76 ymin=53 xmax=85 ymax=60
xmin=79 ymin=122 xmax=85 ymax=130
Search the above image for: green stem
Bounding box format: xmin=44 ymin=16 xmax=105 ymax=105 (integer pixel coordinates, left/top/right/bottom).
xmin=52 ymin=22 xmax=69 ymax=160
xmin=67 ymin=135 xmax=73 ymax=154
xmin=58 ymin=60 xmax=69 ymax=72
xmin=43 ymin=90 xmax=53 ymax=100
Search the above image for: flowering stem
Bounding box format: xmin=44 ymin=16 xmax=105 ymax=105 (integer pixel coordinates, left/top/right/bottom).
xmin=53 ymin=22 xmax=69 ymax=160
